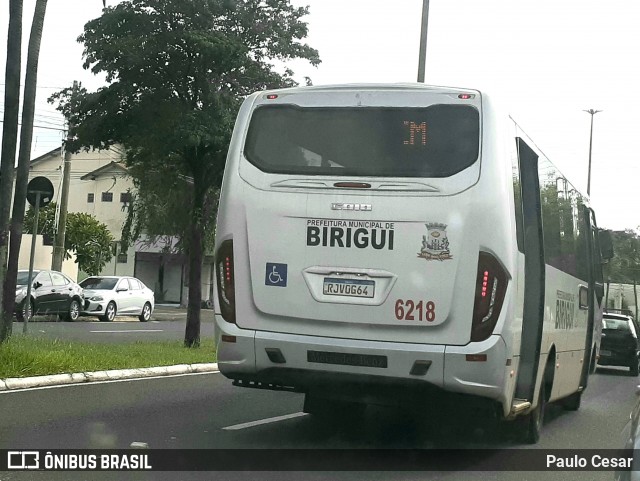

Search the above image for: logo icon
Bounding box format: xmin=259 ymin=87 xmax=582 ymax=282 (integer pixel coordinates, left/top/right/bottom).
xmin=265 ymin=263 xmax=287 ymax=287
xmin=418 ymin=223 xmax=452 ymax=261
xmin=8 ymin=451 xmax=40 ymax=470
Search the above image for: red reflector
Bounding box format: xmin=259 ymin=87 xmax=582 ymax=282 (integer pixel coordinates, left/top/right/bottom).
xmin=266 ymin=94 xmax=278 ymax=99
xmin=466 ymin=354 xmax=487 ymax=362
xmin=333 ymin=182 xmax=372 ymax=188
xmin=221 ymin=335 xmax=237 ymax=343
xmin=458 ymin=93 xmax=475 ymax=100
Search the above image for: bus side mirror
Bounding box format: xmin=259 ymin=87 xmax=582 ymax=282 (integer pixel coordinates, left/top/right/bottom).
xmin=599 ymin=229 xmax=614 ymax=262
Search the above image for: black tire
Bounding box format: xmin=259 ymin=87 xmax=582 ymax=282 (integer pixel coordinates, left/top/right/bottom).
xmin=100 ymin=301 xmax=117 ymax=322
xmin=62 ymin=299 xmax=81 ymax=322
xmin=16 ymin=299 xmax=34 ymax=323
xmin=303 ymin=394 xmax=366 ymax=420
xmin=139 ymin=302 xmax=152 ymax=322
xmin=520 ymin=382 xmax=545 ymax=444
xmin=589 ymin=348 xmax=597 ymax=374
xmin=630 ymin=357 xmax=639 ymax=376
xmin=563 ymin=391 xmax=582 ymax=411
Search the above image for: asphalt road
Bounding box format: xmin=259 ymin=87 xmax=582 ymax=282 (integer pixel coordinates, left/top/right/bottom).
xmin=0 ymin=365 xmax=637 ymax=481
xmin=11 ymin=307 xmax=215 ymax=343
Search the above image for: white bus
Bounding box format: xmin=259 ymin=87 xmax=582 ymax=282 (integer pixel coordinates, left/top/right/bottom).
xmin=214 ymin=84 xmax=607 ymax=443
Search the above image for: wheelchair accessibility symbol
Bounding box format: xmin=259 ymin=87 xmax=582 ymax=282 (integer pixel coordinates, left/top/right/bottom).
xmin=265 ymin=263 xmax=287 ymax=287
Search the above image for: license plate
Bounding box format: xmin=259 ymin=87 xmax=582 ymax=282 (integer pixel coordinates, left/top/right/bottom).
xmin=308 ymin=350 xmax=387 ymax=368
xmin=600 ymin=350 xmax=611 ymax=356
xmin=322 ymin=278 xmax=374 ymax=298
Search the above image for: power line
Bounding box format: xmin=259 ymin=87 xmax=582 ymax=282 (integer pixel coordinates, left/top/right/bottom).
xmin=0 ymin=120 xmax=63 ymax=131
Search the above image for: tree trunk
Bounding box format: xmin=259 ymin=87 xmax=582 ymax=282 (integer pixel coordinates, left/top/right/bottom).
xmin=0 ymin=0 xmax=23 ymax=343
xmin=634 ymin=277 xmax=638 ymax=322
xmin=2 ymin=0 xmax=48 ymax=335
xmin=184 ymin=183 xmax=205 ymax=348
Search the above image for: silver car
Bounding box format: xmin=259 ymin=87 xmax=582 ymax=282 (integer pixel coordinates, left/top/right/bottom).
xmin=79 ymin=276 xmax=154 ymax=322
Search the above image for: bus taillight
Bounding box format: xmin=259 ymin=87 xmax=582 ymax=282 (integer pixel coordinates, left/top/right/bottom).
xmin=216 ymin=240 xmax=236 ymax=323
xmin=471 ymin=252 xmax=508 ymax=342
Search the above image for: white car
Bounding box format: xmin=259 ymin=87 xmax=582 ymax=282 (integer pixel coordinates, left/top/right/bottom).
xmin=80 ymin=276 xmax=154 ymax=322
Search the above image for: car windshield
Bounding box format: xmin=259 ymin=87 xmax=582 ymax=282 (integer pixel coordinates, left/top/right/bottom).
xmin=16 ymin=271 xmax=37 ymax=286
xmin=80 ymin=278 xmax=118 ymax=290
xmin=602 ymin=317 xmax=631 ymax=331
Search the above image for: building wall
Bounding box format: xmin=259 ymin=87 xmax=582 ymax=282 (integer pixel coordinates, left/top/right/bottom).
xmin=18 ymin=147 xmax=213 ymax=306
xmin=26 ymin=147 xmax=136 ymax=278
xmin=607 ymin=283 xmax=638 ymax=318
xmin=18 ymin=234 xmax=78 ymax=281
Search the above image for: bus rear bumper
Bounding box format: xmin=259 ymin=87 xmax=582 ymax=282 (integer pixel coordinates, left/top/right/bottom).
xmin=215 ymin=315 xmax=508 ymax=405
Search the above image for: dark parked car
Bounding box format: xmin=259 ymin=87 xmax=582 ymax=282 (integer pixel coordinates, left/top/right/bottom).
xmin=14 ymin=270 xmax=84 ymax=322
xmin=598 ymin=313 xmax=640 ymax=376
xmin=616 ymin=386 xmax=640 ymax=481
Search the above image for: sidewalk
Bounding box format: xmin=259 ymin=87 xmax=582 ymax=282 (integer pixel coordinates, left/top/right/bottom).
xmin=0 ymin=363 xmax=219 ymax=392
xmin=150 ymin=305 xmax=215 ymax=322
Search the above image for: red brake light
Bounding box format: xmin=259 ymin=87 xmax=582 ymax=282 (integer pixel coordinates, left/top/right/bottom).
xmin=471 ymin=252 xmax=508 ymax=342
xmin=216 ymin=240 xmax=236 ymax=323
xmin=266 ymin=94 xmax=278 ymax=100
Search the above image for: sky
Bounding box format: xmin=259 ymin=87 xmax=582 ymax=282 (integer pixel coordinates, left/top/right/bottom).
xmin=0 ymin=0 xmax=638 ymax=231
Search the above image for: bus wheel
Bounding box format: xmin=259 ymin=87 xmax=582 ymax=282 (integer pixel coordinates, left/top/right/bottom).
xmin=563 ymin=391 xmax=582 ymax=411
xmin=519 ymin=382 xmax=545 ymax=444
xmin=589 ymin=349 xmax=597 ymax=374
xmin=303 ymin=394 xmax=365 ymax=421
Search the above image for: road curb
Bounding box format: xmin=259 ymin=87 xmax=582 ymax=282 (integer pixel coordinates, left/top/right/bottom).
xmin=0 ymin=363 xmax=219 ymax=391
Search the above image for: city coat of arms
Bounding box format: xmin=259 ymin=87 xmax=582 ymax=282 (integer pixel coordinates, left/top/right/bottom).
xmin=418 ymin=223 xmax=453 ymax=261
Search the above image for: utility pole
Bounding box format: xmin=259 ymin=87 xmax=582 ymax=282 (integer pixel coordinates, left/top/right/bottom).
xmin=584 ymin=108 xmax=602 ymax=198
xmin=417 ymin=0 xmax=430 ymax=83
xmin=52 ymin=80 xmax=77 ymax=271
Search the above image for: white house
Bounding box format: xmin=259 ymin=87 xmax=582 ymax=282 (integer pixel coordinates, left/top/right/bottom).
xmin=19 ymin=146 xmax=214 ymax=305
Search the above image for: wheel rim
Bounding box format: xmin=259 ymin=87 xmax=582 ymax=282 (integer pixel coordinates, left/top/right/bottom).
xmin=107 ymin=304 xmax=115 ymax=321
xmin=143 ymin=304 xmax=150 ymax=320
xmin=24 ymin=301 xmax=32 ymax=321
xmin=70 ymin=301 xmax=79 ymax=320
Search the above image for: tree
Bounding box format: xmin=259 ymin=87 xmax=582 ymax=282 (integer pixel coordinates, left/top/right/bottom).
xmin=23 ymin=203 xmax=115 ymax=275
xmin=52 ymin=0 xmax=319 ymax=347
xmin=2 ymin=0 xmax=48 ymax=342
xmin=0 ymin=0 xmax=23 ymax=342
xmin=607 ymin=229 xmax=640 ymax=284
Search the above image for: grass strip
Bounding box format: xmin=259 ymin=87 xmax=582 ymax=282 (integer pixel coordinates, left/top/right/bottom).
xmin=0 ymin=335 xmax=216 ymax=379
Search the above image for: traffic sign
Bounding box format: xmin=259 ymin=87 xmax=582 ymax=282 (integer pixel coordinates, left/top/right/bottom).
xmin=26 ymin=176 xmax=54 ymax=207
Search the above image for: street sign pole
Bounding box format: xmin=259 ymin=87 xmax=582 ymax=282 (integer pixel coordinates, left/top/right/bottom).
xmin=23 ymin=191 xmax=41 ymax=333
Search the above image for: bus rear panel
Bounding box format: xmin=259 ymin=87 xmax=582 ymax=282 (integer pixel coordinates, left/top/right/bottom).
xmin=215 ymin=85 xmax=518 ymax=409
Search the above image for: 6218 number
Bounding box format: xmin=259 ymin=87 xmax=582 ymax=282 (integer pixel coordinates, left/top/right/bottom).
xmin=395 ymin=299 xmax=436 ymax=322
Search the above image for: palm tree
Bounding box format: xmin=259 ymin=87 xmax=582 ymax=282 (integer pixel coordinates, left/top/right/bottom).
xmin=0 ymin=0 xmax=23 ymax=342
xmin=2 ymin=0 xmax=49 ymax=341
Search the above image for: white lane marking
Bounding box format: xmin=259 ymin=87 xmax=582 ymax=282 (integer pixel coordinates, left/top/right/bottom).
xmin=222 ymin=412 xmax=308 ymax=431
xmin=0 ymin=371 xmax=220 ymax=394
xmin=90 ymin=329 xmax=164 ymax=333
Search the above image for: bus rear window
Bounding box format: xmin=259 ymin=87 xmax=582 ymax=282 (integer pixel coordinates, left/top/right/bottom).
xmin=244 ymin=104 xmax=480 ymax=178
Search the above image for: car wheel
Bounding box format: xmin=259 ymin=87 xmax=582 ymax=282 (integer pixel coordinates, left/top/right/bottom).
xmin=630 ymin=357 xmax=639 ymax=377
xmin=139 ymin=302 xmax=152 ymax=322
xmin=16 ymin=299 xmax=34 ymax=323
xmin=64 ymin=299 xmax=81 ymax=322
xmin=100 ymin=302 xmax=117 ymax=322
